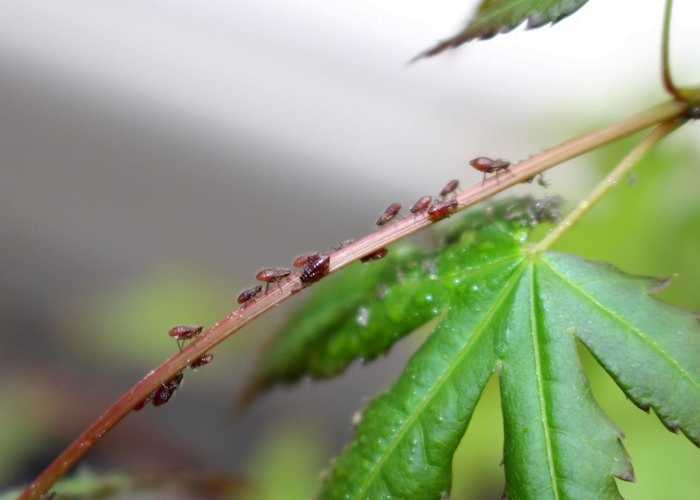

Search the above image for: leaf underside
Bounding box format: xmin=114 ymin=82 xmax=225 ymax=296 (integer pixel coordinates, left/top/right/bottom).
xmin=244 ymin=197 xmax=700 ymax=498
xmin=415 ymin=0 xmax=589 ymax=60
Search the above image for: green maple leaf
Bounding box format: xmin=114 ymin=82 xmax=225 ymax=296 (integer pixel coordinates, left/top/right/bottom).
xmin=243 ymin=197 xmax=700 ymax=497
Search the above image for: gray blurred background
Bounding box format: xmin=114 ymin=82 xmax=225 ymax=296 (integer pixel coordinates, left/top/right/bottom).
xmin=1 ymin=0 xmax=698 ymax=498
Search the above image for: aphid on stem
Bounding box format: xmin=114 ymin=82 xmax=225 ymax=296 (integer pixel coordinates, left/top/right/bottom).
xmin=255 ymin=268 xmax=292 ymax=294
xmin=427 ymin=199 xmax=458 ymax=221
xmin=168 ymin=325 xmax=203 ymax=352
xmin=293 ymin=252 xmax=320 ymax=269
xmin=376 ymin=202 xmax=402 ymax=227
xmin=360 ymin=247 xmax=389 ymax=263
xmin=190 ymin=353 xmax=214 ymax=370
xmin=151 ymin=372 xmax=184 ymax=408
xmin=237 ymin=284 xmax=263 ymax=307
xmin=469 ymin=157 xmax=512 ymax=185
xmin=300 ymin=253 xmax=330 ymax=285
xmin=409 ymin=195 xmax=432 ymax=216
xmin=439 ymin=179 xmax=460 ymax=199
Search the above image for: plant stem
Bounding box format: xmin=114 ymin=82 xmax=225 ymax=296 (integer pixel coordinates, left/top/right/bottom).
xmin=20 ymin=99 xmax=687 ymax=500
xmin=661 ymin=0 xmax=683 ymax=100
xmin=535 ymin=119 xmax=684 ymax=252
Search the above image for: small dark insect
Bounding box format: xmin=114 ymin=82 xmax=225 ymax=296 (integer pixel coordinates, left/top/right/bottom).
xmin=300 ymin=253 xmax=330 ymax=285
xmin=376 ymin=202 xmax=402 ymax=226
xmin=237 ymin=284 xmax=263 ymax=307
xmin=255 ymin=268 xmax=292 ymax=293
xmin=168 ymin=325 xmax=203 ymax=351
xmin=152 ymin=372 xmax=184 ymax=407
xmin=469 ymin=157 xmax=512 ymax=185
xmin=427 ymin=199 xmax=458 ymax=221
xmin=190 ymin=353 xmax=214 ymax=370
xmin=409 ymin=195 xmax=432 ymax=215
xmin=293 ymin=252 xmax=320 ymax=269
xmin=360 ymin=247 xmax=389 ymax=263
xmin=439 ymin=179 xmax=460 ymax=198
xmin=151 ymin=386 xmax=173 ymax=407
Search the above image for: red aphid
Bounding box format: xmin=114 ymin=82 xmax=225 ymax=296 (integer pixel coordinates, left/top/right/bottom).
xmin=427 ymin=199 xmax=458 ymax=221
xmin=409 ymin=195 xmax=432 ymax=215
xmin=376 ymin=202 xmax=402 ymax=226
xmin=190 ymin=353 xmax=214 ymax=370
xmin=300 ymin=253 xmax=330 ymax=285
xmin=152 ymin=372 xmax=184 ymax=407
xmin=469 ymin=157 xmax=511 ymax=184
xmin=168 ymin=325 xmax=203 ymax=351
xmin=439 ymin=179 xmax=460 ymax=198
xmin=293 ymin=252 xmax=320 ymax=269
xmin=360 ymin=248 xmax=389 ymax=263
xmin=237 ymin=284 xmax=263 ymax=307
xmin=255 ymin=268 xmax=292 ymax=293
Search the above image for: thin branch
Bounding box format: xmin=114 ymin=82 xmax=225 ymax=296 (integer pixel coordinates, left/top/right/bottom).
xmin=535 ymin=119 xmax=684 ymax=252
xmin=661 ymin=0 xmax=683 ymax=100
xmin=20 ymin=99 xmax=687 ymax=500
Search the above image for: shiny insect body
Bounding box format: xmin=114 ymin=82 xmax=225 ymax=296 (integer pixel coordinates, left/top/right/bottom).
xmin=255 ymin=268 xmax=292 ymax=293
xmin=469 ymin=157 xmax=512 ymax=184
xmin=190 ymin=353 xmax=214 ymax=370
xmin=409 ymin=195 xmax=432 ymax=216
xmin=168 ymin=325 xmax=203 ymax=351
xmin=376 ymin=202 xmax=402 ymax=226
xmin=439 ymin=179 xmax=460 ymax=199
xmin=360 ymin=248 xmax=389 ymax=263
xmin=237 ymin=284 xmax=263 ymax=307
xmin=427 ymin=199 xmax=458 ymax=221
xmin=300 ymin=253 xmax=330 ymax=285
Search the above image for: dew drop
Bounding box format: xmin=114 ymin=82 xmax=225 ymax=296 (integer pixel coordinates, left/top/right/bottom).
xmin=356 ymin=306 xmax=370 ymax=327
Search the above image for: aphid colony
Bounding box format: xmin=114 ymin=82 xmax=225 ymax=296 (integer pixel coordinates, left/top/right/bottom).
xmin=135 ymin=325 xmax=214 ymax=410
xmin=233 ymin=156 xmax=518 ymax=308
xmin=141 ymin=155 xmax=524 ymax=410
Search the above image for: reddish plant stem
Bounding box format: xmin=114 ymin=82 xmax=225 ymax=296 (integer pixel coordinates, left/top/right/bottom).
xmin=21 ymin=99 xmax=687 ymax=499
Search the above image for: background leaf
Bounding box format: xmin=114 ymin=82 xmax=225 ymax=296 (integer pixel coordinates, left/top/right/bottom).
xmin=415 ymin=0 xmax=589 ymax=59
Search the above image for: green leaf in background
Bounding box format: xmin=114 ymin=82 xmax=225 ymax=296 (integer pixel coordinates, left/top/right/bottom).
xmin=314 ymin=202 xmax=699 ymax=497
xmin=241 ymin=197 xmax=557 ymax=404
xmin=415 ymin=0 xmax=589 ymax=59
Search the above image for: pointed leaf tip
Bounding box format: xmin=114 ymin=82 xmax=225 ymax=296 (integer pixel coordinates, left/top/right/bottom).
xmin=414 ymin=0 xmax=590 ymax=60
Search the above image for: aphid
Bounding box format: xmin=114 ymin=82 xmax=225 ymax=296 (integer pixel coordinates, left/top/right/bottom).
xmin=376 ymin=202 xmax=402 ymax=226
xmin=469 ymin=157 xmax=512 ymax=185
xmin=255 ymin=268 xmax=292 ymax=293
xmin=293 ymin=252 xmax=320 ymax=269
xmin=360 ymin=248 xmax=389 ymax=263
xmin=190 ymin=353 xmax=214 ymax=370
xmin=409 ymin=195 xmax=432 ymax=215
xmin=151 ymin=386 xmax=173 ymax=407
xmin=439 ymin=179 xmax=460 ymax=199
xmin=152 ymin=372 xmax=184 ymax=407
xmin=237 ymin=284 xmax=263 ymax=307
xmin=427 ymin=199 xmax=458 ymax=221
xmin=300 ymin=253 xmax=330 ymax=285
xmin=168 ymin=325 xmax=203 ymax=351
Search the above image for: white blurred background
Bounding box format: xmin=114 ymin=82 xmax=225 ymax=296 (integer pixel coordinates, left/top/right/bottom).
xmin=1 ymin=0 xmax=698 ymax=496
